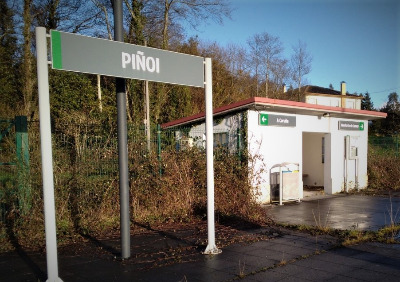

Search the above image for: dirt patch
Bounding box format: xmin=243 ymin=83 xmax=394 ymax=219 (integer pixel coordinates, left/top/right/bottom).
xmin=55 ymin=218 xmax=284 ymax=270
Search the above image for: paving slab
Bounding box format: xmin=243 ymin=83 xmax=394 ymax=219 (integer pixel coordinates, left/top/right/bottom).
xmin=265 ymin=194 xmax=400 ymax=231
xmin=1 ymin=194 xmax=400 ymax=281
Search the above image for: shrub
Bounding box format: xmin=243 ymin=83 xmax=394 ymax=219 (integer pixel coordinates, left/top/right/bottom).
xmin=368 ymin=145 xmax=400 ymax=190
xmin=1 ymin=123 xmax=262 ymax=251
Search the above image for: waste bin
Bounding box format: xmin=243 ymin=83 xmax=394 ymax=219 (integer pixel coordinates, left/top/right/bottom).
xmin=270 ymin=162 xmax=300 ymax=205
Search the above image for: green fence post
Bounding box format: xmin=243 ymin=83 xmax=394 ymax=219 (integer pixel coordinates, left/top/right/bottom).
xmin=15 ymin=116 xmax=31 ymax=214
xmin=157 ymin=124 xmax=162 ymax=176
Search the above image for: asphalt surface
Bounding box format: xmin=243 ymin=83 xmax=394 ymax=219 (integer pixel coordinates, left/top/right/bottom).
xmin=1 ymin=194 xmax=400 ymax=281
xmin=266 ymin=193 xmax=400 ymax=231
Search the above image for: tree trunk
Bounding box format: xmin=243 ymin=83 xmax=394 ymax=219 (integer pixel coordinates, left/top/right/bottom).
xmin=162 ymin=0 xmax=171 ymax=49
xmin=97 ymin=75 xmax=102 ymax=112
xmin=22 ymin=0 xmax=34 ymax=119
xmin=91 ymin=0 xmax=113 ymax=113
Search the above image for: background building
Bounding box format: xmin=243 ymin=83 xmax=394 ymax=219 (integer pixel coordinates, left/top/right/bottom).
xmin=163 ymin=86 xmax=386 ymax=204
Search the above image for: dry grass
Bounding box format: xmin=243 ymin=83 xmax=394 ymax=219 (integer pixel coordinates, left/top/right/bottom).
xmin=1 ymin=134 xmax=263 ymax=251
xmin=368 ymin=146 xmax=400 ymax=190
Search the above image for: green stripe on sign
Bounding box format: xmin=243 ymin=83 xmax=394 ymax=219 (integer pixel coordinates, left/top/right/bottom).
xmin=51 ymin=30 xmax=62 ymax=69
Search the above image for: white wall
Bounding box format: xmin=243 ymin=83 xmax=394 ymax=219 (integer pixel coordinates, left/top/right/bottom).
xmin=186 ymin=109 xmax=369 ymax=203
xmin=306 ymin=95 xmax=340 ymax=107
xmin=247 ymin=110 xmax=369 ymax=200
xmin=306 ymin=95 xmax=361 ymax=109
xmin=247 ymin=111 xmax=302 ymax=203
xmin=326 ymin=119 xmax=368 ymax=193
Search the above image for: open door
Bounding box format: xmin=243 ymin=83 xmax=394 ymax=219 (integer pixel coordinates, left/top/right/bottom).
xmin=302 ymin=132 xmax=327 ymax=196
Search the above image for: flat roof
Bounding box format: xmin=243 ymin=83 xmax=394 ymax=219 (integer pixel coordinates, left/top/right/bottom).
xmin=162 ymin=97 xmax=387 ymax=128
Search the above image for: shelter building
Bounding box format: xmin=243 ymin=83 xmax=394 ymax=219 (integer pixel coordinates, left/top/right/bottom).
xmin=162 ymin=84 xmax=386 ymax=204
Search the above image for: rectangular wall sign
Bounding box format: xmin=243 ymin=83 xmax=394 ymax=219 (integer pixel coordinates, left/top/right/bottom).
xmin=339 ymin=121 xmax=364 ymax=131
xmin=50 ymin=30 xmax=204 ymax=87
xmin=259 ymin=113 xmax=296 ymax=127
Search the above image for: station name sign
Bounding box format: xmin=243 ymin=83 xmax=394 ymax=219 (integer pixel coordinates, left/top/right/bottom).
xmin=338 ymin=121 xmax=364 ymax=131
xmin=50 ymin=30 xmax=204 ymax=87
xmin=259 ymin=113 xmax=296 ymax=127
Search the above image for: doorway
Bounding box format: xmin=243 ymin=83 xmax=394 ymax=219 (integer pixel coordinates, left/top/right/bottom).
xmin=302 ymin=132 xmax=327 ymax=197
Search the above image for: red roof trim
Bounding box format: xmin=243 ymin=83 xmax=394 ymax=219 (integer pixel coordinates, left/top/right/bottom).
xmin=161 ymin=98 xmax=256 ymax=128
xmin=162 ymin=97 xmax=386 ymax=128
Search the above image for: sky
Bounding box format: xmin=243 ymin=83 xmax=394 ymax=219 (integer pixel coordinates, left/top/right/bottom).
xmin=183 ymin=0 xmax=400 ymax=109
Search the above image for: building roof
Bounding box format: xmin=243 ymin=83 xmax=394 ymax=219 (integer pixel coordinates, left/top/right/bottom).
xmin=162 ymin=97 xmax=386 ymax=129
xmin=290 ymin=85 xmax=362 ymax=98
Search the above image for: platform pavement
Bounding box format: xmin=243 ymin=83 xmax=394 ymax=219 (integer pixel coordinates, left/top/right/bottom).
xmin=1 ymin=194 xmax=400 ymax=281
xmin=265 ymin=194 xmax=400 ymax=231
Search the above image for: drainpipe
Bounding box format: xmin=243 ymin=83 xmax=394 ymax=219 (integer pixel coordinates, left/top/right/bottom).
xmin=355 ymin=157 xmax=359 ymax=190
xmin=279 ymin=166 xmax=283 ymax=206
xmin=345 ymin=135 xmax=349 ymax=193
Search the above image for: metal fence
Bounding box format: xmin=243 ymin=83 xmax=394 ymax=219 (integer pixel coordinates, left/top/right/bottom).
xmin=4 ymin=118 xmax=399 ymax=222
xmin=0 ymin=119 xmax=242 ymax=221
xmin=369 ymin=135 xmax=399 ymax=156
xmin=1 ymin=119 xmax=18 ymax=222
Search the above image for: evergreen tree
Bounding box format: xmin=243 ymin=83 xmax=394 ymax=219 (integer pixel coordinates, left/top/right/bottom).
xmin=379 ymin=92 xmax=400 ymax=135
xmin=49 ymin=71 xmax=97 ymax=121
xmin=361 ymin=92 xmax=374 ymax=111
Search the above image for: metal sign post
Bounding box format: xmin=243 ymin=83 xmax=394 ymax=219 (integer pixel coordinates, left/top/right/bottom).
xmin=113 ymin=0 xmax=130 ymax=260
xmin=36 ymin=26 xmax=63 ymax=282
xmin=36 ymin=14 xmax=219 ymax=277
xmin=203 ymin=58 xmax=221 ymax=255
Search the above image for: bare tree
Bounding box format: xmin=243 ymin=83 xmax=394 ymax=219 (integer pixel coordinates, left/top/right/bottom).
xmin=246 ymin=34 xmax=263 ymax=96
xmin=271 ymin=57 xmax=289 ymax=98
xmin=91 ymin=0 xmax=113 ymax=39
xmin=290 ymin=40 xmax=312 ymax=101
xmin=225 ymin=43 xmax=247 ymax=76
xmin=32 ymin=0 xmax=102 ymax=34
xmin=145 ymin=0 xmax=232 ymax=50
xmin=125 ymin=0 xmax=145 ymax=44
xmin=223 ymin=43 xmax=252 ymax=100
xmin=247 ymin=32 xmax=283 ymax=97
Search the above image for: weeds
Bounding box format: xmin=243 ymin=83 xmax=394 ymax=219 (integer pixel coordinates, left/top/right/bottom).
xmin=376 ymin=195 xmax=400 ymax=243
xmin=179 ymin=275 xmax=188 ymax=282
xmin=238 ymin=260 xmax=246 ymax=278
xmin=311 ymin=201 xmax=331 ymax=232
xmin=278 ymin=252 xmax=287 ymax=266
xmin=1 ymin=122 xmax=264 ymax=251
xmin=385 ymin=195 xmax=400 ymax=238
xmin=368 ymin=146 xmax=400 ymax=190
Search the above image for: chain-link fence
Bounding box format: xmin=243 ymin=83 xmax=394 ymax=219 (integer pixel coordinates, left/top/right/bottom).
xmin=369 ymin=135 xmax=399 ymax=156
xmin=0 ymin=119 xmax=16 ymax=222
xmin=1 ymin=119 xmax=242 ymax=222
